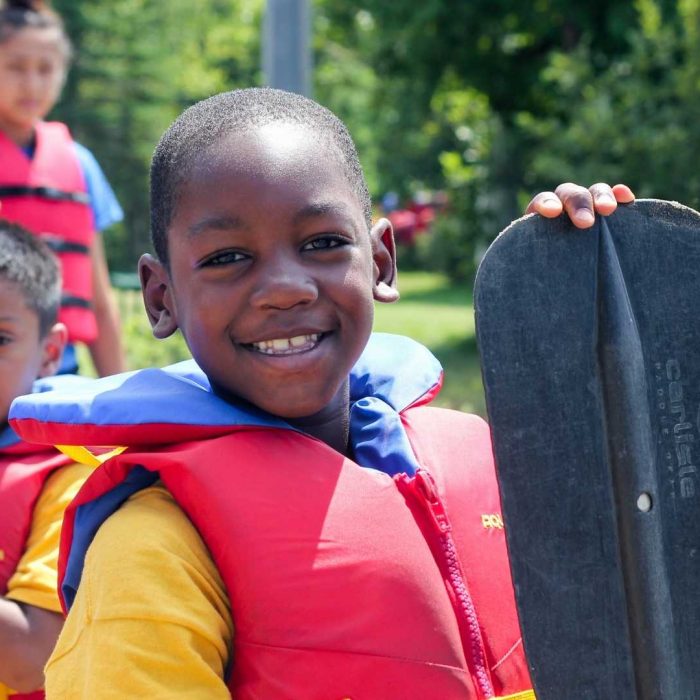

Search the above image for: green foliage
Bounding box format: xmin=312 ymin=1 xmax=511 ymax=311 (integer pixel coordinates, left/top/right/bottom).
xmin=52 ymin=0 xmax=263 ymax=271
xmin=316 ymin=0 xmax=700 ymax=284
xmin=374 ymin=272 xmax=484 ymax=414
xmin=517 ymin=0 xmax=700 ymax=210
xmin=45 ymin=0 xmax=700 ymax=290
xmin=314 ymin=5 xmax=382 ymax=194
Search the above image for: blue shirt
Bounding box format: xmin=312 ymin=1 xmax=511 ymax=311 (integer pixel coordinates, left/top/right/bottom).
xmin=72 ymin=142 xmax=124 ymax=232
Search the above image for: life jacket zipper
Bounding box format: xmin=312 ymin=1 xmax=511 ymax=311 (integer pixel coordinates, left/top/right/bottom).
xmin=396 ymin=469 xmax=495 ymax=699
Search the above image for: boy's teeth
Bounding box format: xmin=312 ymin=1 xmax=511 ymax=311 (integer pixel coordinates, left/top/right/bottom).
xmin=252 ymin=333 xmax=321 ymax=355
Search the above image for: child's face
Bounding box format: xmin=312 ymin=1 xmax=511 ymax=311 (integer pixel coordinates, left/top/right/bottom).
xmin=0 ymin=27 xmax=65 ymax=138
xmin=141 ymin=123 xmax=398 ymax=422
xmin=0 ymin=278 xmax=64 ymax=426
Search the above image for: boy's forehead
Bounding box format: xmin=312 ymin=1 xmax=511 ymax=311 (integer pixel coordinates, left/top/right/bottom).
xmin=196 ymin=122 xmax=339 ymax=178
xmin=0 ymin=277 xmax=36 ymax=320
xmin=177 ymin=123 xmax=364 ymax=218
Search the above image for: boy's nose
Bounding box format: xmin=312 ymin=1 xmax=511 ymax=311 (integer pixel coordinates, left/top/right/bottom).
xmin=249 ymin=261 xmax=318 ymax=310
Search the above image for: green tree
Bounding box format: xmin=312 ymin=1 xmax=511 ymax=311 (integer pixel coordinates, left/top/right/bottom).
xmin=317 ymin=1 xmax=694 ymax=282
xmin=519 ymin=0 xmax=700 ymax=209
xmin=53 ymin=0 xmax=263 ymax=271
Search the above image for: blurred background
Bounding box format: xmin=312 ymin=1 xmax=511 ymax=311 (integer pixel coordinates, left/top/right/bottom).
xmin=53 ymin=0 xmax=699 ymax=413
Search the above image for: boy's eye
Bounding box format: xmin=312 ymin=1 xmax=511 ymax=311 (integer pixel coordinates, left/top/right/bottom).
xmin=302 ymin=235 xmax=348 ymax=252
xmin=199 ymin=250 xmax=248 ymax=267
xmin=0 ymin=334 xmax=12 ymax=346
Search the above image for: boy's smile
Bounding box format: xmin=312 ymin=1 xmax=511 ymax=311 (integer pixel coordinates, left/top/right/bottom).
xmin=246 ymin=332 xmax=323 ymax=355
xmin=141 ymin=123 xmax=398 ymax=442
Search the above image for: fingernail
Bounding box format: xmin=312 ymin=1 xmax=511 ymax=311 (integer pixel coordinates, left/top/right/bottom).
xmin=598 ymin=195 xmax=616 ymax=205
xmin=577 ymin=209 xmax=595 ymax=224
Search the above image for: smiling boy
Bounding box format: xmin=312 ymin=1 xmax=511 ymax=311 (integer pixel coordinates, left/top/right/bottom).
xmin=10 ymin=88 xmax=632 ymax=699
xmin=143 ymin=114 xmax=398 ymax=458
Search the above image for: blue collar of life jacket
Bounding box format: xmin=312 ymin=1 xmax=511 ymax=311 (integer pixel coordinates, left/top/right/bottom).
xmin=1 ymin=374 xmax=89 ymax=452
xmin=10 ymin=333 xmax=443 ymax=476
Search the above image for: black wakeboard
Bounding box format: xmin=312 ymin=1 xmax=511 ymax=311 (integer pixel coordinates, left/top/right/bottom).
xmin=474 ymin=200 xmax=700 ymax=699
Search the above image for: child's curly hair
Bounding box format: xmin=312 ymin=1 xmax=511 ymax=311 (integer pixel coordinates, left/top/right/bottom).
xmin=0 ymin=219 xmax=61 ymax=337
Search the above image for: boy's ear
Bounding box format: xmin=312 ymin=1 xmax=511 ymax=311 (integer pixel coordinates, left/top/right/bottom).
xmin=38 ymin=322 xmax=68 ymax=378
xmin=139 ymin=254 xmax=179 ymax=339
xmin=370 ymin=218 xmax=400 ymax=303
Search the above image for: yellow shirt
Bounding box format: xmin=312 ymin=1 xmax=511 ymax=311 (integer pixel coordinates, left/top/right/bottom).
xmin=44 ymin=484 xmax=233 ymax=699
xmin=1 ymin=462 xmax=93 ymax=700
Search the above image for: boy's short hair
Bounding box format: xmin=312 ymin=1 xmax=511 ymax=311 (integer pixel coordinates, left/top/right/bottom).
xmin=0 ymin=220 xmax=61 ymax=337
xmin=150 ymin=87 xmax=372 ymax=265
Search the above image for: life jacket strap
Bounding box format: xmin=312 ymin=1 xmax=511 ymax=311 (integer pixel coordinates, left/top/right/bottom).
xmin=0 ymin=184 xmax=90 ymax=204
xmin=61 ymin=293 xmax=92 ymax=310
xmin=43 ymin=235 xmax=91 ymax=256
xmin=56 ymin=445 xmax=127 ymax=468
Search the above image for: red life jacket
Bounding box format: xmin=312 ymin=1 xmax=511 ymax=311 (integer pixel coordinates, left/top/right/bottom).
xmin=10 ymin=335 xmax=535 ymax=699
xmin=0 ymin=122 xmax=97 ymax=344
xmin=2 ymin=376 xmax=88 ymax=700
xmin=0 ymin=439 xmax=71 ymax=700
xmin=0 ymin=439 xmax=71 ymax=595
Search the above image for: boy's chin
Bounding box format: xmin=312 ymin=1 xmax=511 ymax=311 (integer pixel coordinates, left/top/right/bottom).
xmin=258 ymin=394 xmax=341 ymax=422
xmin=213 ymin=381 xmax=346 ymax=423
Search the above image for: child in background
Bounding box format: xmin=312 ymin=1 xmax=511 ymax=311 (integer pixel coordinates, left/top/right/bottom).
xmin=11 ymin=88 xmax=633 ymax=698
xmin=0 ymin=221 xmax=92 ymax=699
xmin=0 ymin=0 xmax=125 ymax=376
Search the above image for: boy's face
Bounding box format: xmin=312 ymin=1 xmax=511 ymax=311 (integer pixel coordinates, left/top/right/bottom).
xmin=0 ymin=278 xmax=65 ymax=426
xmin=141 ymin=123 xmax=398 ymax=421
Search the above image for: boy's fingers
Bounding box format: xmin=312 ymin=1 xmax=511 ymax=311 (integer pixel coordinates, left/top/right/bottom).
xmin=525 ymin=191 xmax=562 ymax=218
xmin=554 ymin=182 xmax=595 ymax=228
xmin=589 ymin=182 xmax=618 ymax=216
xmin=612 ymin=183 xmax=636 ymax=203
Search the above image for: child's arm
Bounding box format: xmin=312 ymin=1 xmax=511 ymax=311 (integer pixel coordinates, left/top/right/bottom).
xmin=45 ymin=484 xmax=233 ymax=698
xmin=0 ymin=601 xmax=62 ymax=692
xmin=86 ymin=236 xmax=126 ymax=377
xmin=526 ymin=182 xmax=635 ymax=228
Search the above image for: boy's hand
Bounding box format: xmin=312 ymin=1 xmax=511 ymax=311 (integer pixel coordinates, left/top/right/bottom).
xmin=526 ymin=183 xmax=636 ymax=229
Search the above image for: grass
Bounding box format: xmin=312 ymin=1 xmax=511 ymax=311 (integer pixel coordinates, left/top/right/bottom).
xmin=374 ymin=271 xmax=485 ymax=416
xmin=80 ymin=270 xmax=486 ymax=416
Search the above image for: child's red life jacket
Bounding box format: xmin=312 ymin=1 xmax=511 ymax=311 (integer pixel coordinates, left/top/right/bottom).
xmin=0 ymin=375 xmax=88 ymax=700
xmin=0 ymin=440 xmax=70 ymax=595
xmin=0 ymin=122 xmax=97 ymax=344
xmin=10 ymin=335 xmax=535 ymax=700
xmin=1 ymin=375 xmax=88 ymax=593
xmin=0 ymin=442 xmax=68 ymax=700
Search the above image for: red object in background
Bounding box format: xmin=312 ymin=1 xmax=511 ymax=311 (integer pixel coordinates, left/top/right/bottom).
xmin=388 ymin=209 xmax=418 ymax=245
xmin=409 ymin=202 xmax=436 ymax=233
